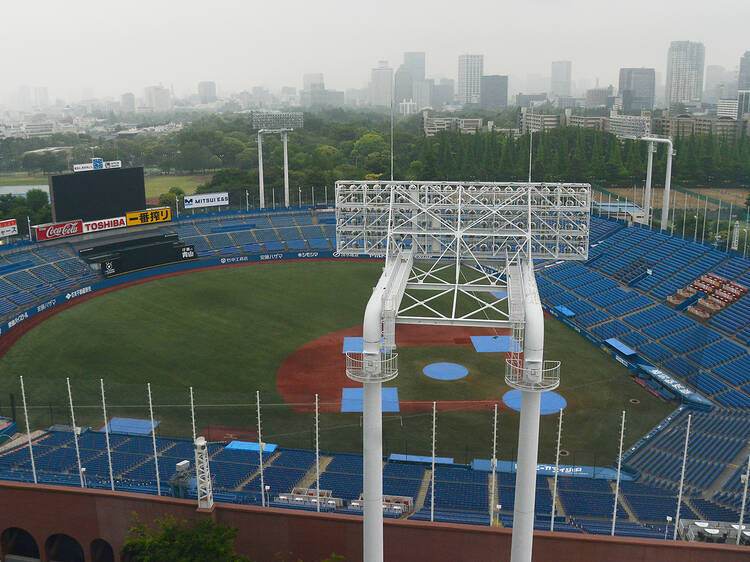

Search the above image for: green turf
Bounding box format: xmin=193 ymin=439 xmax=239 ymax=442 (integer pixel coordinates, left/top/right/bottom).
xmin=0 ymin=173 xmax=48 ymax=186
xmin=144 ymin=175 xmax=210 ymax=198
xmin=0 ymin=261 xmax=673 ymax=466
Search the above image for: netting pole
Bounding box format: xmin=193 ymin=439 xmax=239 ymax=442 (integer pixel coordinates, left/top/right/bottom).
xmin=257 ymin=390 xmax=266 ymax=507
xmin=100 ymin=379 xmax=114 ymax=491
xmin=147 ymin=383 xmax=161 ymax=496
xmin=716 ymin=200 xmax=722 ymax=241
xmin=550 ymin=408 xmax=563 ymax=532
xmin=490 ymin=402 xmax=498 ymax=526
xmin=611 ymin=410 xmax=625 ymax=536
xmin=674 ymin=413 xmax=691 ymax=540
xmin=681 ymin=191 xmax=687 ymax=239
xmin=19 ymin=376 xmax=37 ymax=484
xmin=315 ymin=393 xmax=320 ymax=513
xmin=66 ymin=378 xmax=84 ymax=488
xmin=430 ymin=400 xmax=436 ymax=523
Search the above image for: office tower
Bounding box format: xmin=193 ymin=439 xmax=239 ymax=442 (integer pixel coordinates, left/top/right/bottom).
xmin=120 ymin=92 xmax=135 ymax=113
xmin=550 ymin=61 xmax=572 ymax=98
xmin=739 ymin=52 xmax=750 ymax=91
xmin=480 ymin=75 xmax=508 ymax=110
xmin=198 ymin=81 xmax=217 ymax=104
xmin=144 ymin=85 xmax=172 ymax=112
xmin=431 ymin=79 xmax=453 ymax=108
xmin=412 ymin=79 xmax=434 ymax=109
xmin=394 ymin=65 xmax=413 ymax=103
xmin=303 ymin=73 xmax=325 ymax=91
xmin=739 ymin=90 xmax=750 ymax=119
xmin=403 ymin=52 xmax=426 ymax=82
xmin=665 ymin=41 xmax=705 ymax=107
xmin=618 ymin=68 xmax=656 ymax=112
xmin=458 ymin=54 xmax=483 ymax=105
xmin=585 ymin=87 xmax=612 ymax=109
xmin=369 ymin=61 xmax=393 ymax=107
xmin=34 ymin=87 xmax=49 ymax=108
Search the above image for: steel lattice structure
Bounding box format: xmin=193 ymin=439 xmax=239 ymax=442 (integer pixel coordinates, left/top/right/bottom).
xmin=336 ymin=181 xmax=591 ymax=327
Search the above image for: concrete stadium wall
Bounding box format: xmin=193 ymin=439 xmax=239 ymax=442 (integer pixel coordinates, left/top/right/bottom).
xmin=0 ymin=482 xmax=746 ymax=562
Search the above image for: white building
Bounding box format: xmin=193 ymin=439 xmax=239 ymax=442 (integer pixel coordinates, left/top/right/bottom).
xmin=399 ymin=99 xmax=417 ymax=116
xmin=608 ymin=112 xmax=651 ymax=139
xmin=550 ymin=61 xmax=572 ymax=98
xmin=369 ymin=61 xmax=393 ymax=107
xmin=665 ymin=41 xmax=705 ymax=108
xmin=458 ymin=54 xmax=483 ymax=105
xmin=717 ymin=99 xmax=739 ymax=120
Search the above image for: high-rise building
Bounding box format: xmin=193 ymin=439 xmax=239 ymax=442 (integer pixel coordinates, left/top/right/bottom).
xmin=480 ymin=75 xmax=508 ymax=110
xmin=403 ymin=52 xmax=426 ymax=83
xmin=665 ymin=41 xmax=705 ymax=108
xmin=430 ymin=79 xmax=453 ymax=108
xmin=144 ymin=86 xmax=172 ymax=112
xmin=618 ymin=68 xmax=655 ymax=112
xmin=198 ymin=81 xmax=217 ymax=104
xmin=550 ymin=61 xmax=572 ymax=98
xmin=369 ymin=61 xmax=393 ymax=107
xmin=458 ymin=55 xmax=483 ymax=105
xmin=34 ymin=87 xmax=49 ymax=108
xmin=717 ymin=99 xmax=739 ymax=119
xmin=120 ymin=92 xmax=135 ymax=114
xmin=703 ymin=65 xmax=735 ymax=103
xmin=303 ymin=73 xmax=325 ymax=91
xmin=739 ymin=52 xmax=750 ymax=91
xmin=394 ymin=65 xmax=413 ymax=104
xmin=739 ymin=90 xmax=750 ymax=119
xmin=585 ymin=86 xmax=613 ymax=109
xmin=413 ymin=79 xmax=434 ymax=110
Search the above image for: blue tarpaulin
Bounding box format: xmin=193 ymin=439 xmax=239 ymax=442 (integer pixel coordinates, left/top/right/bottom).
xmin=554 ymin=305 xmax=575 ymax=317
xmin=605 ymin=338 xmax=636 ymax=356
xmin=389 ymin=454 xmax=454 ymax=465
xmin=470 ymin=335 xmax=522 ymax=353
xmin=105 ymin=417 xmax=158 ymax=435
xmin=225 ymin=441 xmax=278 ymax=453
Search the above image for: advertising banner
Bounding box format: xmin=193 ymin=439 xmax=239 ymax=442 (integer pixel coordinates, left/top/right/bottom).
xmin=0 ymin=219 xmax=18 ymax=237
xmin=100 ymin=259 xmax=120 ymax=278
xmin=183 ymin=192 xmax=229 ymax=209
xmin=34 ymin=220 xmax=84 ymax=242
xmin=125 ymin=207 xmax=172 ymax=226
xmin=73 ymin=159 xmax=122 ymax=172
xmin=82 ymin=216 xmax=127 ymax=234
xmin=180 ymin=245 xmax=196 ymax=260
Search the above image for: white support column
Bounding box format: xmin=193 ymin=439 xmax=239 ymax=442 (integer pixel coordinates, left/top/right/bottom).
xmin=661 ymin=141 xmax=674 ymax=230
xmin=644 ymin=141 xmax=654 ymax=223
xmin=147 ymin=383 xmax=161 ymax=496
xmin=611 ymin=410 xmax=625 ymax=536
xmin=257 ymin=132 xmax=265 ymax=209
xmin=674 ymin=414 xmax=691 ymax=540
xmin=282 ymin=131 xmax=290 ymax=208
xmin=550 ymin=409 xmax=563 ymax=532
xmin=100 ymin=379 xmax=114 ymax=491
xmin=19 ymin=376 xmax=37 ymax=484
xmin=431 ymin=400 xmax=436 ymax=523
xmin=66 ymin=378 xmax=85 ymax=488
xmin=490 ymin=402 xmax=498 ymax=526
xmin=737 ymin=455 xmax=750 ymax=545
xmin=257 ymin=390 xmax=266 ymax=507
xmin=363 ymin=380 xmax=383 ymax=560
xmin=315 ymin=393 xmax=320 ymax=513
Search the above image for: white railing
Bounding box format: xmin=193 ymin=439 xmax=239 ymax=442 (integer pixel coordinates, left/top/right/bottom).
xmin=345 ymin=351 xmax=398 ymax=383
xmin=505 ymin=358 xmax=560 ymax=391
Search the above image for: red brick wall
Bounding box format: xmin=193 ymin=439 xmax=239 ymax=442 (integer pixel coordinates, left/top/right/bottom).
xmin=0 ymin=481 xmax=746 ymax=562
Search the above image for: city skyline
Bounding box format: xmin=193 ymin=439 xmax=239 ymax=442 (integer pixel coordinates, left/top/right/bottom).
xmin=1 ymin=0 xmax=748 ymax=103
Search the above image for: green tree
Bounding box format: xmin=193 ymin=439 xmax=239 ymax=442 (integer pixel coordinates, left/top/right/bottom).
xmin=121 ymin=515 xmax=249 ymax=562
xmin=158 ymin=187 xmax=186 ymax=210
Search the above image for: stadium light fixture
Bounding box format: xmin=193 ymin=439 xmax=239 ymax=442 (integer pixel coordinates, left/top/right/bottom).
xmin=257 ymin=128 xmax=293 ymax=209
xmin=336 ymin=180 xmax=591 ymax=562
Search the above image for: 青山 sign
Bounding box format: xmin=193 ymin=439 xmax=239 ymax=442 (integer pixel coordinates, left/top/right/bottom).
xmin=125 ymin=207 xmax=172 ymax=226
xmin=183 ymin=192 xmax=229 ymax=209
xmin=0 ymin=219 xmax=18 ymax=237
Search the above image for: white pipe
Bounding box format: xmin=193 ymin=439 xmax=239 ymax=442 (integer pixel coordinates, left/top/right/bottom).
xmin=315 ymin=393 xmax=320 ymax=513
xmin=490 ymin=402 xmax=498 ymax=526
xmin=257 ymin=390 xmax=266 ymax=507
xmin=550 ymin=409 xmax=563 ymax=532
xmin=511 ymin=260 xmax=544 ymax=562
xmin=363 ymin=381 xmax=383 ymax=561
xmin=283 ymin=131 xmax=290 ymax=208
xmin=662 ymin=141 xmax=673 ymax=230
xmin=100 ymin=379 xmax=114 ymax=491
xmin=674 ymin=414 xmax=691 ymax=540
xmin=611 ymin=410 xmax=625 ymax=536
xmin=147 ymin=383 xmax=161 ymax=496
xmin=431 ymin=400 xmax=436 ymax=523
xmin=737 ymin=455 xmax=750 ymax=545
xmin=19 ymin=376 xmax=37 ymax=484
xmin=644 ymin=141 xmax=654 ymax=222
xmin=67 ymin=378 xmax=85 ymax=488
xmin=257 ymin=132 xmax=265 ymax=209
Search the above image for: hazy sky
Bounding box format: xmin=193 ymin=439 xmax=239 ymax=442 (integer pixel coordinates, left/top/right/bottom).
xmin=2 ymin=0 xmax=749 ymax=101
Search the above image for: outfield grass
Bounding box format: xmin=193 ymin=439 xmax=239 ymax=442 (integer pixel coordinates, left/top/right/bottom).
xmin=144 ymin=174 xmax=210 ymax=198
xmin=0 ymin=172 xmax=48 ymax=186
xmin=0 ymin=261 xmax=673 ymax=466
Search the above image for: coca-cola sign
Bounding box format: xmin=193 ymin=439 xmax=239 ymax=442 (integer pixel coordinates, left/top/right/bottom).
xmin=34 ymin=220 xmax=83 ymax=241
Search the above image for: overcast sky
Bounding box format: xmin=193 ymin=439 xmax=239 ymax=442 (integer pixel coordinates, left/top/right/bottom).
xmin=2 ymin=0 xmax=748 ymax=101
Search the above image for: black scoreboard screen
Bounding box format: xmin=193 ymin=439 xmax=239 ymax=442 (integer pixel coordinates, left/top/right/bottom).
xmin=49 ymin=167 xmax=146 ymax=222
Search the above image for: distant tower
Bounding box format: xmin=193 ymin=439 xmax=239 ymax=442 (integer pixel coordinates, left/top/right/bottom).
xmin=618 ymin=68 xmax=656 ymax=112
xmin=369 ymin=61 xmax=393 ymax=107
xmin=458 ymin=54 xmax=483 ymax=105
xmin=120 ymin=92 xmax=136 ymax=114
xmin=198 ymin=81 xmax=217 ymax=104
xmin=403 ymin=52 xmax=426 ymax=82
xmin=480 ymin=75 xmax=508 ymax=110
xmin=550 ymin=61 xmax=572 ymax=98
xmin=665 ymin=41 xmax=705 ymax=108
xmin=739 ymin=51 xmax=750 ymax=91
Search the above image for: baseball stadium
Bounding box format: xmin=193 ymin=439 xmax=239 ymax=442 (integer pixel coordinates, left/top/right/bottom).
xmin=0 ymin=166 xmax=748 ymax=561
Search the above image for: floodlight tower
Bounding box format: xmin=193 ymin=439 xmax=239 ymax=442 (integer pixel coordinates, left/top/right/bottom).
xmin=336 ymin=181 xmax=591 ymax=562
xmin=257 ymin=128 xmax=293 ymax=208
xmin=634 ymin=135 xmax=674 ymax=230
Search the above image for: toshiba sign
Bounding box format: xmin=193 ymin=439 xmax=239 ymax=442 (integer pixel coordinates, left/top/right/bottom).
xmin=82 ymin=216 xmax=127 ymax=234
xmin=34 ymin=220 xmax=84 ymax=241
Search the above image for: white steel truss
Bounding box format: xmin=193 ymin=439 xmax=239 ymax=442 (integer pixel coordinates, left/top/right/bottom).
xmin=336 ymin=181 xmax=590 ymax=327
